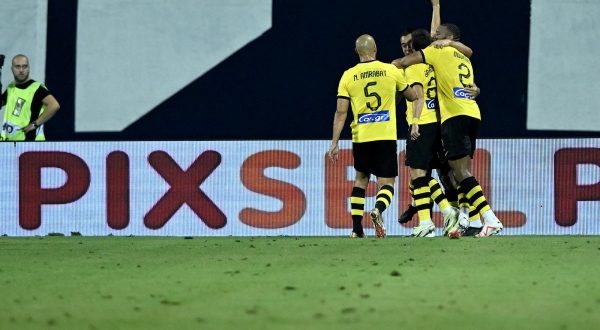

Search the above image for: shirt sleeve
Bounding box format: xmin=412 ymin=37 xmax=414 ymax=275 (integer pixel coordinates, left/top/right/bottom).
xmin=337 ymin=71 xmax=350 ymax=99
xmin=405 ymin=66 xmax=423 ymax=88
xmin=420 ymin=46 xmax=439 ymax=68
xmin=30 ymin=85 xmax=51 ymax=120
xmin=394 ymin=67 xmax=409 ymax=93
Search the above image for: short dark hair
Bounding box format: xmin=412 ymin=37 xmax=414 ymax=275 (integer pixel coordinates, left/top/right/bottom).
xmin=401 ymin=27 xmax=415 ymax=38
xmin=441 ymin=23 xmax=461 ymax=40
xmin=410 ymin=29 xmax=431 ymax=51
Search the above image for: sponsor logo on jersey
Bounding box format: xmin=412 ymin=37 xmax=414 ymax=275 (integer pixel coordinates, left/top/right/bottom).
xmin=426 ymin=99 xmax=437 ymax=109
xmin=357 ymin=110 xmax=390 ymax=124
xmin=453 ymin=87 xmax=474 ymax=99
xmin=1 ymin=121 xmax=20 ymax=138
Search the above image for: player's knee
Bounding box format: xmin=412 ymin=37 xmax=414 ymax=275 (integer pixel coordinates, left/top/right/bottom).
xmin=376 ymin=177 xmax=395 ymax=188
xmin=410 ymin=168 xmax=427 ymax=180
xmin=453 ymin=169 xmax=471 ymax=182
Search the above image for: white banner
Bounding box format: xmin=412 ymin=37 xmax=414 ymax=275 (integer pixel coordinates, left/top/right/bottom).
xmin=528 ymin=0 xmax=600 ymax=131
xmin=75 ymin=0 xmax=272 ymax=132
xmin=0 ymin=0 xmax=48 ymax=120
xmin=1 ymin=139 xmax=599 ymax=236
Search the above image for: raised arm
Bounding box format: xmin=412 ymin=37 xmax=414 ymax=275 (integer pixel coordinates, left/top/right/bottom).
xmin=430 ymin=0 xmax=473 ymax=58
xmin=430 ymin=0 xmax=440 ymax=36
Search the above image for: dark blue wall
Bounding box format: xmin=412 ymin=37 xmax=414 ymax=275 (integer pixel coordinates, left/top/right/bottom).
xmin=43 ymin=0 xmax=600 ymax=141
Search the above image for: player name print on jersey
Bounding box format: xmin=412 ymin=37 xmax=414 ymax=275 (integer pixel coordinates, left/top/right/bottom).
xmin=353 ymin=70 xmax=387 ymax=81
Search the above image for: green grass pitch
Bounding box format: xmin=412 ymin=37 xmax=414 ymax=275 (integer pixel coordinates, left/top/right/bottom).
xmin=1 ymin=236 xmax=599 ymax=330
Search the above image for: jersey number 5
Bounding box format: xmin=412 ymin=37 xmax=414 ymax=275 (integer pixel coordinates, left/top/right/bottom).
xmin=364 ymin=82 xmax=381 ymax=111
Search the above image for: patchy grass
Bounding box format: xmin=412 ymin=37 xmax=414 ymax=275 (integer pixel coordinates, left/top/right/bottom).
xmin=0 ymin=236 xmax=599 ymax=329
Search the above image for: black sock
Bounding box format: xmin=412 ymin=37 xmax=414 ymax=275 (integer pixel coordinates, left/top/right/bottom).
xmin=350 ymin=186 xmax=366 ymax=234
xmin=374 ymin=185 xmax=394 ymax=214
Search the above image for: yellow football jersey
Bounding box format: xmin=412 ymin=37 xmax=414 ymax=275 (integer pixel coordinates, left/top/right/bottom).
xmin=404 ymin=63 xmax=438 ymax=125
xmin=420 ymin=46 xmax=480 ymax=122
xmin=337 ymin=60 xmax=408 ymax=143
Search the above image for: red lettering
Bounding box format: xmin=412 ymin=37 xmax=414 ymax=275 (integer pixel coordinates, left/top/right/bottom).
xmin=144 ymin=151 xmax=225 ymax=229
xmin=554 ymin=148 xmax=600 ymax=226
xmin=107 ymin=151 xmax=129 ymax=229
xmin=239 ymin=150 xmax=306 ymax=228
xmin=19 ymin=152 xmax=90 ymax=230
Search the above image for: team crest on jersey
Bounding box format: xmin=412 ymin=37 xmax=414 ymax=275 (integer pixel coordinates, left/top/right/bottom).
xmin=453 ymin=87 xmax=474 ymax=99
xmin=426 ymin=99 xmax=437 ymax=109
xmin=358 ymin=110 xmax=390 ymax=124
xmin=424 ymin=65 xmax=435 ymax=77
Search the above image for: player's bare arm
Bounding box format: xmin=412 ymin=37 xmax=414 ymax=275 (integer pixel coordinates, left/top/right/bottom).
xmin=328 ymin=97 xmax=350 ymax=163
xmin=429 ymin=0 xmax=473 ymax=58
xmin=430 ymin=0 xmax=441 ymax=36
xmin=410 ymin=84 xmax=425 ymax=140
xmin=21 ymin=94 xmax=60 ymax=133
xmin=432 ymin=39 xmax=474 ymax=58
xmin=393 ymin=51 xmax=424 ymax=69
xmin=464 ymin=82 xmax=480 ymax=98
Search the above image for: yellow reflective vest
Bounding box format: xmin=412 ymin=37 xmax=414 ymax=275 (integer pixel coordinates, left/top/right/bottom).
xmin=1 ymin=80 xmax=46 ymax=141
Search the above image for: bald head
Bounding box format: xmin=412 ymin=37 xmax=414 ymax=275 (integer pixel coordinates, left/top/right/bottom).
xmin=11 ymin=54 xmax=31 ymax=84
xmin=355 ymin=34 xmax=377 ymax=56
xmin=12 ymin=54 xmax=29 ymax=65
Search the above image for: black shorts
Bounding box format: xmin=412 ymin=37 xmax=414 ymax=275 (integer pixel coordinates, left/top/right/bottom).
xmin=405 ymin=123 xmax=444 ymax=170
xmin=441 ymin=115 xmax=480 ymax=160
xmin=353 ymin=140 xmax=398 ymax=178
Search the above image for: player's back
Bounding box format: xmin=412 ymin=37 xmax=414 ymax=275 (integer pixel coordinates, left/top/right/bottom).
xmin=337 ymin=61 xmax=407 ymax=142
xmin=419 ymin=46 xmax=480 ymax=122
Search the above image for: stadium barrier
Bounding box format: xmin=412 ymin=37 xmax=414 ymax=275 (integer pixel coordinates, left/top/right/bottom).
xmin=1 ymin=140 xmax=599 ymax=236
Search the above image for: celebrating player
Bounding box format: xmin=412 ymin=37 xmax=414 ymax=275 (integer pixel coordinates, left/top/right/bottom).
xmin=328 ymin=34 xmax=421 ymax=238
xmin=395 ymin=23 xmax=504 ymax=237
